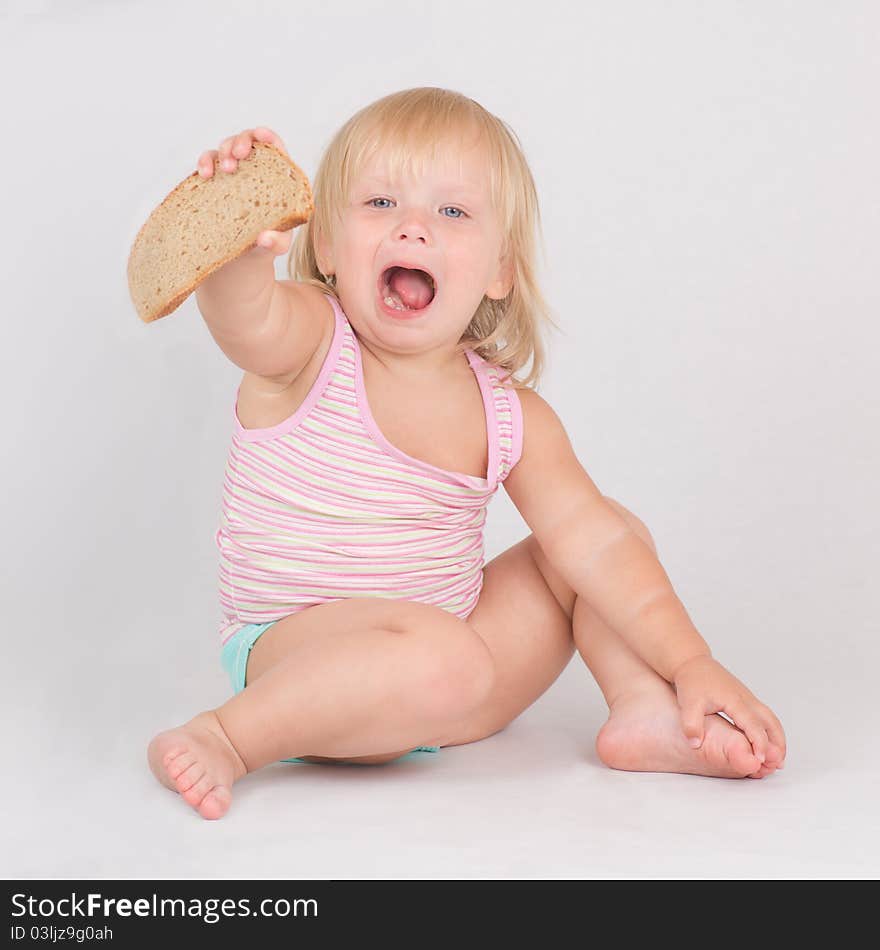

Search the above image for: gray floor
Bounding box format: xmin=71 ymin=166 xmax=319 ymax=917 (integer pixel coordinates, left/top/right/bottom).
xmin=4 ymin=600 xmax=878 ymax=880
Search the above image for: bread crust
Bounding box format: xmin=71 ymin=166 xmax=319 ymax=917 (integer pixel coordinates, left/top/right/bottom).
xmin=127 ymin=142 xmax=314 ymax=323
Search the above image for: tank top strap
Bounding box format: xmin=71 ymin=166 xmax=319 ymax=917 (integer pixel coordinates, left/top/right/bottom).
xmin=465 ymin=351 xmax=525 ymax=486
xmin=323 ymin=293 xmax=359 ymax=398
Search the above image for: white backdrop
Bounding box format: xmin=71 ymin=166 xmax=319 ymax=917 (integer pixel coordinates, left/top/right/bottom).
xmin=1 ymin=0 xmax=878 ymax=878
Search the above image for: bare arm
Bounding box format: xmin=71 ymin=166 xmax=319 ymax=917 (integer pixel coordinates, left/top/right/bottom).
xmin=504 ymin=389 xmax=786 ymax=765
xmin=195 ymin=256 xmax=330 ymax=383
xmin=192 ymin=127 xmax=326 ymax=383
xmin=195 ymin=242 xmax=275 ymax=336
xmin=503 ymin=390 xmax=710 ymax=682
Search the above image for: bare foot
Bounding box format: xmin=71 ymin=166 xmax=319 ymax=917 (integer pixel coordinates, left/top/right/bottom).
xmin=147 ymin=711 xmax=248 ymax=819
xmin=595 ymin=680 xmax=784 ymax=779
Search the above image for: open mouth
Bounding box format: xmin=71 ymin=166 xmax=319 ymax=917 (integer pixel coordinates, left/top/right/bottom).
xmin=377 ymin=266 xmax=437 ymax=314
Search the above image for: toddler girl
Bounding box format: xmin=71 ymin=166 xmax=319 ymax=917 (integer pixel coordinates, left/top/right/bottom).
xmin=147 ymin=87 xmax=786 ymax=820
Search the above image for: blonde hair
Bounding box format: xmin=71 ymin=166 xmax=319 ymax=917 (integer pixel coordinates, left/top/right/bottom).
xmin=288 ymin=86 xmax=559 ymax=390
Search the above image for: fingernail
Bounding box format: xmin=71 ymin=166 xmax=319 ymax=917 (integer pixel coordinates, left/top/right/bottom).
xmin=689 ymin=737 xmax=701 ymax=749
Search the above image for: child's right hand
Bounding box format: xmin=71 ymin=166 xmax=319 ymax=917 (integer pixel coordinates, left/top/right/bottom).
xmin=196 ymin=126 xmax=295 ymax=257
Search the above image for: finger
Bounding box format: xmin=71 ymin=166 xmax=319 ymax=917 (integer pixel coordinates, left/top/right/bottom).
xmin=745 ymin=700 xmax=786 ymax=767
xmin=678 ymin=697 xmax=712 ymax=748
xmin=256 ymin=230 xmax=275 ymax=250
xmin=231 ymin=131 xmax=254 ymax=160
xmin=221 ymin=131 xmax=259 ymax=173
xmin=217 ymin=135 xmax=237 ymax=162
xmin=727 ymin=704 xmax=769 ymax=763
xmin=217 ymin=135 xmax=241 ymax=172
xmin=197 ymin=149 xmax=218 ymax=178
xmin=255 ymin=229 xmax=291 ymax=254
xmin=762 ymin=730 xmax=785 ymax=769
xmin=762 ymin=709 xmax=787 ymax=764
xmin=252 ymin=126 xmax=289 ymax=155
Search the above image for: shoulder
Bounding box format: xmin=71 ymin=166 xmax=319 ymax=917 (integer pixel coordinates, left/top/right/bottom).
xmin=515 ymin=388 xmax=570 ymax=446
xmin=503 ymin=388 xmax=575 ymax=491
xmin=502 ymin=389 xmax=603 ymax=537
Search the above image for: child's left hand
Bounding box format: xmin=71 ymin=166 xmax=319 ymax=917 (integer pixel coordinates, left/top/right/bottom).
xmin=672 ymin=655 xmax=787 ymax=767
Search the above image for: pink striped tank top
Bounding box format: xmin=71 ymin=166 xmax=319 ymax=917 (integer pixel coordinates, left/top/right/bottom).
xmin=216 ymin=293 xmax=524 ymax=646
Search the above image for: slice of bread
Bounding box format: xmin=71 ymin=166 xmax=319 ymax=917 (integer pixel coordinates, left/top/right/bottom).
xmin=127 ymin=141 xmax=314 ymax=323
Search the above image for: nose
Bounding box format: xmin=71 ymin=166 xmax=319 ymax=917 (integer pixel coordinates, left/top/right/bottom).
xmin=394 ymin=210 xmax=431 ymax=245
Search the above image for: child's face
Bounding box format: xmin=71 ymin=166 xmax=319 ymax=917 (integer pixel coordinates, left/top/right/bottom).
xmin=317 ymin=135 xmax=511 ymax=361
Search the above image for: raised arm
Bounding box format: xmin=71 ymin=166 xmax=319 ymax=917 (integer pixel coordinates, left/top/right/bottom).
xmin=193 ymin=127 xmax=328 ymax=385
xmin=195 ymin=245 xmax=328 ymax=385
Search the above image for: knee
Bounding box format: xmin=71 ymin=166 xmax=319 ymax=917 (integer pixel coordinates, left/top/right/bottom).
xmin=408 ymin=617 xmax=496 ymax=723
xmin=603 ymin=495 xmax=657 ymax=556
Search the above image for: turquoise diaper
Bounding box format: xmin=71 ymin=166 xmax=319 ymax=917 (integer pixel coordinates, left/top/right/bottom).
xmin=220 ymin=619 xmax=440 ymax=765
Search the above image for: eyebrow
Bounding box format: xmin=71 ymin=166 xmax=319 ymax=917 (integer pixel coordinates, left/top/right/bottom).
xmin=361 ymin=175 xmax=483 ymax=197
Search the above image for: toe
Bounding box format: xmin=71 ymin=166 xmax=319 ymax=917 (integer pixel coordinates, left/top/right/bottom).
xmin=148 ymin=739 xmax=180 ymax=791
xmin=159 ymin=743 xmax=186 ymax=763
xmin=723 ymin=736 xmax=762 ymax=776
xmin=198 ymin=785 xmax=232 ymax=821
xmin=175 ymin=761 xmax=206 ymax=793
xmin=182 ymin=773 xmax=214 ymax=807
xmin=165 ymin=750 xmax=196 ymax=780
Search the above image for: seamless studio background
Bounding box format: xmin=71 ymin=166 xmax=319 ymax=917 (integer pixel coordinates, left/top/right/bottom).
xmin=1 ymin=0 xmax=877 ymax=879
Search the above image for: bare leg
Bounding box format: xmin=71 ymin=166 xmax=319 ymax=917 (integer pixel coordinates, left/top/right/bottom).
xmin=218 ymin=607 xmax=493 ymax=768
xmin=424 ymin=511 xmax=782 ymax=781
xmin=147 ymin=600 xmax=495 ymax=819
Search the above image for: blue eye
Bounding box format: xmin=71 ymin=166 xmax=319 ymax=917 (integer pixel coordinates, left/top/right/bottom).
xmin=367 ymin=198 xmax=466 ymax=218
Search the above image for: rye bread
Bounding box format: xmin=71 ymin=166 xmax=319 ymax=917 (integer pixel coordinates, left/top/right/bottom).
xmin=127 ymin=141 xmax=314 ymax=323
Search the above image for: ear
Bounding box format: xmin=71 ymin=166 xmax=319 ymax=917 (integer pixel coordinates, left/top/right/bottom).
xmin=313 ymin=225 xmax=335 ymax=278
xmin=486 ymin=251 xmax=514 ymax=301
